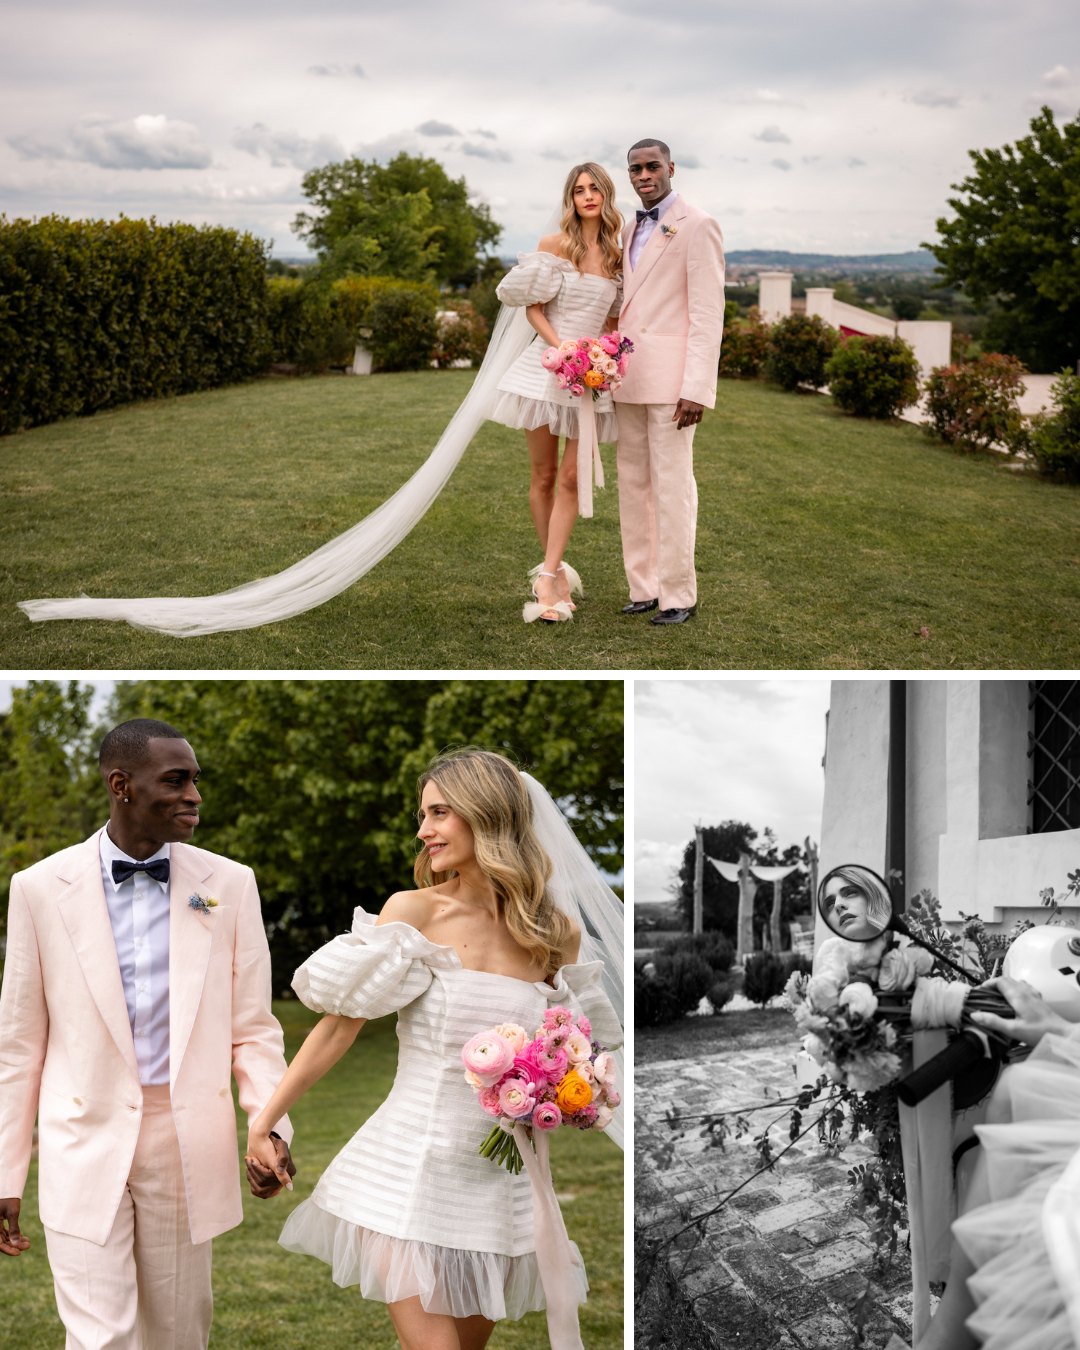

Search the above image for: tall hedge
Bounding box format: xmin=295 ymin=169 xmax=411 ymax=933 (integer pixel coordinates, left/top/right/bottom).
xmin=0 ymin=216 xmax=270 ymax=435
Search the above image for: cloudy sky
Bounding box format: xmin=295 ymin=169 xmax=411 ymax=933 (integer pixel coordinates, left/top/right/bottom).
xmin=4 ymin=0 xmax=1077 ymax=259
xmin=634 ymin=678 xmax=831 ymax=907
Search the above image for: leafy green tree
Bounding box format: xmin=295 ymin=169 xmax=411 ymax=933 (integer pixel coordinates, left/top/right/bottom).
xmin=928 ymin=107 xmax=1080 ymax=370
xmin=294 ymin=153 xmax=502 ymax=286
xmin=0 ymin=682 xmax=101 ymax=947
xmin=105 ymin=679 xmax=622 ymax=989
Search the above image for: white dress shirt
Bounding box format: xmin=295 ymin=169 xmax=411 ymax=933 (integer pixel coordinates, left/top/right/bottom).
xmin=99 ymin=827 xmax=172 ymax=1086
xmin=629 ymin=191 xmax=679 ymax=271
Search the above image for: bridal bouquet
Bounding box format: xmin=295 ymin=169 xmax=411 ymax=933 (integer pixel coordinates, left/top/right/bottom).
xmin=787 ymin=968 xmax=905 ymax=1092
xmin=540 ymin=332 xmax=634 ymax=399
xmin=462 ymin=1005 xmax=620 ymax=1173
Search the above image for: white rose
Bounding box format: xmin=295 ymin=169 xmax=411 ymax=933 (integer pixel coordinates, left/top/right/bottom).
xmin=838 ymin=981 xmax=878 ymax=1020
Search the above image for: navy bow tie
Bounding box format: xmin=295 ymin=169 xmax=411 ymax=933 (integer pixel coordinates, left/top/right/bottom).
xmin=636 ymin=207 xmax=659 ymax=222
xmin=112 ymin=857 xmax=170 ymax=885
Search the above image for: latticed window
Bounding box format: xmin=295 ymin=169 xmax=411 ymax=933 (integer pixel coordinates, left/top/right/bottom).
xmin=1028 ymin=680 xmax=1080 ymax=833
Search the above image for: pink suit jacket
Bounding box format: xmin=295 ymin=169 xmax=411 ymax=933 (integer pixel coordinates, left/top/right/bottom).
xmin=613 ymin=197 xmax=726 ymax=409
xmin=0 ymin=831 xmax=290 ymax=1245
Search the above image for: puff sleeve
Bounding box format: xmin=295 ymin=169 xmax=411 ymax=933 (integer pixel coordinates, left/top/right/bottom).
xmin=495 ymin=251 xmax=572 ymax=308
xmin=291 ymin=908 xmax=457 ymax=1020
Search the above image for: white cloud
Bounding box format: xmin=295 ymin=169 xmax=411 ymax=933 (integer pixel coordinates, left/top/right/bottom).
xmin=417 ymin=119 xmax=460 ymax=136
xmin=755 ymin=125 xmax=792 ymax=144
xmin=11 ymin=114 xmax=212 ymax=170
xmin=771 ymin=157 xmax=792 ymax=171
xmin=232 ymin=123 xmax=345 ymax=169
xmin=460 ymin=141 xmax=511 ymax=162
xmin=1042 ymin=65 xmax=1071 ymax=87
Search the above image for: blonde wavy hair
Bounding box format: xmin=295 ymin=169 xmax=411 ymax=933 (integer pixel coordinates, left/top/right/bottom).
xmin=558 ymin=162 xmax=623 ymax=279
xmin=413 ymin=748 xmax=574 ymax=976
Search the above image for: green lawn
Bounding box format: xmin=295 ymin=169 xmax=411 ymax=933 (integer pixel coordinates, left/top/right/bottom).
xmin=8 ymin=1002 xmax=623 ymax=1349
xmin=2 ymin=371 xmax=1078 ymax=669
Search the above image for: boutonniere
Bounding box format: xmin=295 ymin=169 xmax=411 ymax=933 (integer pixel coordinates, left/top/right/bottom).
xmin=189 ymin=892 xmax=219 ymax=915
xmin=660 ymin=223 xmax=678 ymax=238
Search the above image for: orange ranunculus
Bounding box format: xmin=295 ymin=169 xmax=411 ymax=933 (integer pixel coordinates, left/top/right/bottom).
xmin=554 ymin=1070 xmax=593 ymax=1116
xmin=583 ymin=369 xmax=604 ymax=389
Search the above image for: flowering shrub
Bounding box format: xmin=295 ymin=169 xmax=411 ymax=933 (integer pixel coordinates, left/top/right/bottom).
xmin=1026 ymin=370 xmax=1080 ymax=482
xmin=764 ymin=313 xmax=839 ymax=392
xmin=923 ymin=353 xmax=1027 ymax=453
xmin=718 ymin=306 xmax=770 ymax=379
xmin=432 ymin=300 xmax=490 ymax=369
xmin=825 ymin=335 xmax=921 ymax=419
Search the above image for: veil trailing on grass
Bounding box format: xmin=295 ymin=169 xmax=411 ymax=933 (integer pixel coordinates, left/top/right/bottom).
xmin=18 ymin=303 xmax=537 ymax=637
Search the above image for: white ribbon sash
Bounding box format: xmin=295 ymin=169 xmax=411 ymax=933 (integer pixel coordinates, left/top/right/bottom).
xmin=510 ymin=1123 xmax=585 ymax=1350
xmin=575 ymin=396 xmax=604 ymax=519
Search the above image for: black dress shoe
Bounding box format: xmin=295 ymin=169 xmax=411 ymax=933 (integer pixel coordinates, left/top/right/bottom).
xmin=621 ymin=598 xmax=659 ymax=615
xmin=650 ymin=605 xmax=697 ymax=625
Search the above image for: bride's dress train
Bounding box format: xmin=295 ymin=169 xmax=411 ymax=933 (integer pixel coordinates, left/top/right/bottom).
xmin=18 ymin=304 xmax=537 ymax=638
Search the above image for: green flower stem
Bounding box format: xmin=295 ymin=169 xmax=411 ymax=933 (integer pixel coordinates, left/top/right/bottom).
xmin=478 ymin=1124 xmax=524 ymax=1174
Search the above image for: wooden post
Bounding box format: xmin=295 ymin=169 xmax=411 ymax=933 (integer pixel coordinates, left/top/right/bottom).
xmin=693 ymin=825 xmax=704 ymax=935
xmin=736 ymin=851 xmax=755 ymax=962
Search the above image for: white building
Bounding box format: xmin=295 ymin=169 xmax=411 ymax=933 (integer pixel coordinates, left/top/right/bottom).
xmin=818 ymin=680 xmax=1080 ymax=938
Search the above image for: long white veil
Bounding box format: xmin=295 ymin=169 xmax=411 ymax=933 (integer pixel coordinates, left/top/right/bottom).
xmin=523 ymin=772 xmax=625 ymax=1150
xmin=18 ymin=303 xmax=537 ymax=637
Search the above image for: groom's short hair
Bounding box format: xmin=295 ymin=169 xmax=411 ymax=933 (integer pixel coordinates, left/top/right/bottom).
xmin=99 ymin=718 xmax=186 ymax=774
xmin=628 ymin=138 xmax=671 ymax=160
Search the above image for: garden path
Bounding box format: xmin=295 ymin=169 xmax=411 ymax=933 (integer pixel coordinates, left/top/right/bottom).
xmin=636 ymin=1019 xmax=917 ymax=1349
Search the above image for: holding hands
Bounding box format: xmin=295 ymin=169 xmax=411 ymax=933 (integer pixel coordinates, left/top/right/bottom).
xmin=245 ymin=1131 xmax=296 ymax=1199
xmin=970 ymin=975 xmax=1072 ymax=1046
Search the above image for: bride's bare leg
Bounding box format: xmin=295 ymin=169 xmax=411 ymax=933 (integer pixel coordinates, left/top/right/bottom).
xmin=544 ymin=439 xmax=580 ymax=603
xmin=526 ymin=427 xmax=559 ymax=552
xmin=387 ymin=1297 xmax=495 ymax=1350
xmin=915 ymin=1148 xmax=990 ymax=1350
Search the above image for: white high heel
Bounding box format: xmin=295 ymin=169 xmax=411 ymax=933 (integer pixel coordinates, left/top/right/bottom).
xmin=528 ymin=561 xmax=582 ymax=612
xmin=523 ymin=570 xmax=573 ymax=624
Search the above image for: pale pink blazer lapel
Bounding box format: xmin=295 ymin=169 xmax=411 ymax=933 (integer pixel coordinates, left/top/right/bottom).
xmin=622 ymin=200 xmax=689 ymax=310
xmin=55 ymin=832 xmax=139 ymax=1082
xmin=168 ymin=843 xmax=215 ymax=1085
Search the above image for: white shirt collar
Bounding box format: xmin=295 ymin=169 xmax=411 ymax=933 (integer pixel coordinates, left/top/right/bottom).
xmin=100 ymin=825 xmax=171 ymax=893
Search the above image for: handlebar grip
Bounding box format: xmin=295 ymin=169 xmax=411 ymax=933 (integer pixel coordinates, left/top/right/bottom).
xmin=896 ymin=1029 xmax=988 ymax=1107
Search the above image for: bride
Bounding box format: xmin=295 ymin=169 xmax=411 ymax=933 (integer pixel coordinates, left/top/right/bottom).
xmin=17 ymin=163 xmax=625 ymax=638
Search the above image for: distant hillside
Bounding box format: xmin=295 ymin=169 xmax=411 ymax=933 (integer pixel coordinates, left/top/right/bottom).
xmin=727 ymin=248 xmax=939 ymax=276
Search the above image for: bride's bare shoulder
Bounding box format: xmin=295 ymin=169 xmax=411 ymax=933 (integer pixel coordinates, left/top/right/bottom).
xmin=536 ymin=232 xmax=570 ymax=259
xmin=376 ymin=889 xmax=438 ymax=928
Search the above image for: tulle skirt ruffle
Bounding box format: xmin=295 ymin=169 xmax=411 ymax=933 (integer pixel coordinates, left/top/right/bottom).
xmin=488 ymin=391 xmax=618 ymax=444
xmin=278 ymin=1196 xmax=588 ymax=1322
xmin=952 ymin=1032 xmax=1080 ymax=1349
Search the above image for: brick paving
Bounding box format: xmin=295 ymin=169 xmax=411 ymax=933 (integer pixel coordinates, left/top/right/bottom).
xmin=636 ymin=1026 xmax=916 ymax=1349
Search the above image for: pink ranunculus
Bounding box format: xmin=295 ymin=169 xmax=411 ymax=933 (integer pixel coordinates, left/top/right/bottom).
xmin=544 ymin=1007 xmax=575 ymax=1030
xmin=564 ymin=1030 xmax=591 ymax=1064
xmin=533 ymin=1044 xmax=569 ymax=1081
xmin=599 ymin=335 xmax=620 ymax=356
xmin=569 ymin=382 xmax=585 ymax=397
xmin=532 ymin=1102 xmax=563 ymax=1131
xmin=479 ymin=1085 xmax=503 ymax=1116
xmin=616 ymin=355 xmax=628 ymax=375
xmin=462 ymin=1031 xmax=516 ymax=1085
xmin=513 ymin=1044 xmax=547 ymax=1080
xmin=493 ymin=1023 xmax=528 ymax=1052
xmin=540 ymin=346 xmax=562 ymax=371
xmin=498 ymin=1076 xmax=536 ymax=1119
xmin=604 ymin=1088 xmax=621 ymax=1109
xmin=593 ymin=1051 xmax=616 ymax=1087
xmin=576 ymin=1014 xmax=592 ymax=1040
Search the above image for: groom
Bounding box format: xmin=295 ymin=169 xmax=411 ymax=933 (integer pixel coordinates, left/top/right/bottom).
xmin=614 ymin=138 xmax=726 ymax=625
xmin=0 ymin=717 xmax=293 ymax=1349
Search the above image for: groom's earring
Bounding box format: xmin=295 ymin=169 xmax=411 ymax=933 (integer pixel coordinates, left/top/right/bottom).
xmin=122 ymin=796 xmax=130 ymax=803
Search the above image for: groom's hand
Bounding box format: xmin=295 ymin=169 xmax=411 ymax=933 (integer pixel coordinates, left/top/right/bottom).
xmin=673 ymin=398 xmax=704 ymax=430
xmin=245 ymin=1131 xmax=296 ymax=1199
xmin=0 ymin=1198 xmax=30 ymax=1256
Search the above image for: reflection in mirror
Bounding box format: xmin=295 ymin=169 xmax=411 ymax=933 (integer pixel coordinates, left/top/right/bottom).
xmin=817 ymin=864 xmax=893 ymax=942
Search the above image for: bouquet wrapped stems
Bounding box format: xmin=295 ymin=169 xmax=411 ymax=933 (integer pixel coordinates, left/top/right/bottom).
xmin=479 ymin=1123 xmax=525 ymax=1174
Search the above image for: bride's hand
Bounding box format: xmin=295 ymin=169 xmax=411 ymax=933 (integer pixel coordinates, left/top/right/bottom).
xmin=970 ymin=975 xmax=1070 ymax=1046
xmin=246 ymin=1127 xmax=295 ymax=1197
